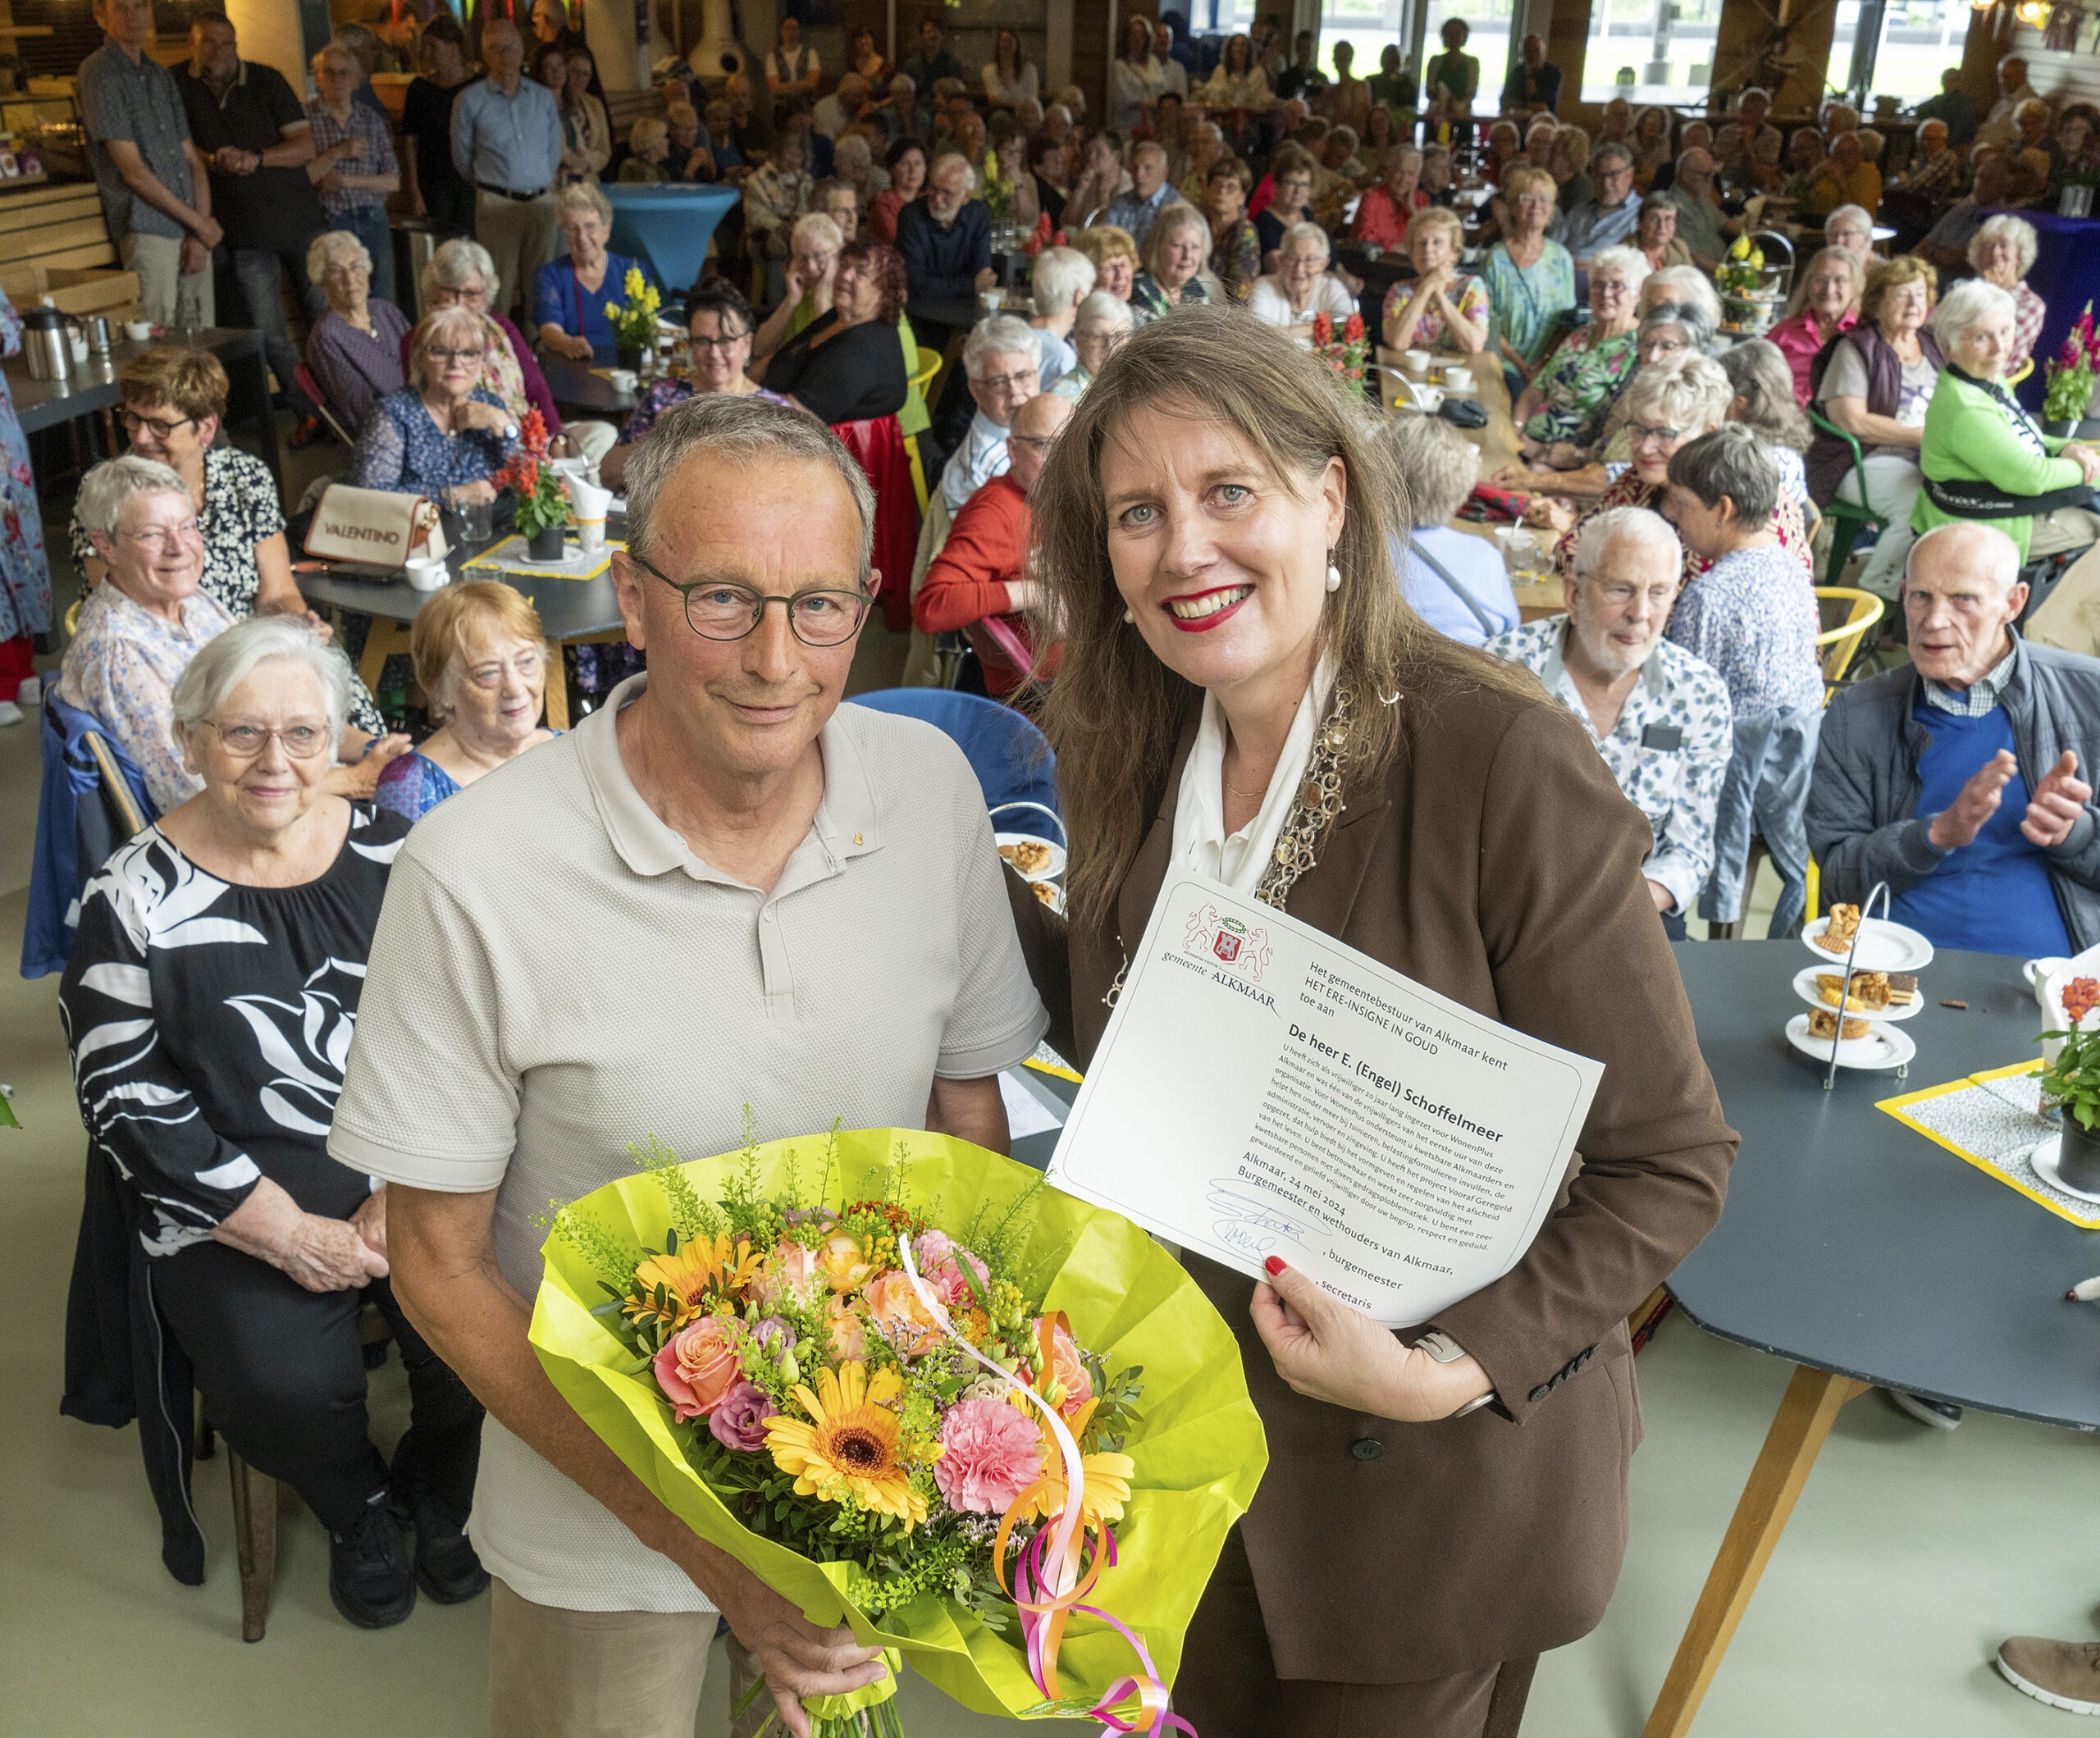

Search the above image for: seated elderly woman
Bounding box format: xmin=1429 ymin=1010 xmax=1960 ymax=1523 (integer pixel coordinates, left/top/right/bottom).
xmin=1633 ymin=194 xmax=1689 ymax=271
xmin=1349 ymin=144 xmax=1427 ymax=249
xmin=1070 ymin=223 xmax=1140 ymax=306
xmin=1048 ymin=289 xmax=1134 ymax=403
xmin=1808 ymin=254 xmax=1943 ymax=599
xmin=535 ymin=183 xmax=660 ymax=363
xmin=601 ymin=281 xmax=789 ymax=488
xmin=1381 ymin=206 xmax=1487 ymax=356
xmin=1641 ymin=262 xmax=1722 ymax=331
xmin=617 ymin=116 xmax=672 ymax=182
xmin=748 ymin=212 xmax=845 ymax=368
xmin=304 ymin=229 xmax=411 ymax=436
xmin=353 ymin=306 xmax=523 ymax=504
xmin=752 ymin=239 xmax=910 ymax=425
xmin=374 ymin=582 xmax=556 ymax=821
xmin=1247 ymin=221 xmax=1357 ymax=336
xmin=1383 ymin=410 xmax=1520 ymax=647
xmin=1766 ymin=245 xmax=1863 ymax=407
xmin=1968 ymin=213 xmax=2046 ymax=375
xmin=1719 ymin=339 xmax=1812 ymax=507
xmin=1130 ymin=202 xmax=1216 ymax=322
xmin=1513 ymin=244 xmax=1648 ymax=448
xmin=1027 ymin=244 xmax=1097 ymax=385
xmin=58 ymin=613 xmax=485 ymax=1629
xmin=1914 ymin=278 xmax=2100 ymax=567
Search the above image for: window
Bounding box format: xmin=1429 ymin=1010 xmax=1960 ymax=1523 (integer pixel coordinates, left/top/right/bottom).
xmin=1580 ymin=0 xmax=1723 ymax=105
xmin=1861 ymin=0 xmax=1974 ymax=103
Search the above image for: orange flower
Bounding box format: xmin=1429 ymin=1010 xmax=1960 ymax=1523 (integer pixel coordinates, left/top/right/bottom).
xmin=815 ymin=1229 xmax=875 ymax=1294
xmin=862 ymin=1270 xmax=943 ymax=1357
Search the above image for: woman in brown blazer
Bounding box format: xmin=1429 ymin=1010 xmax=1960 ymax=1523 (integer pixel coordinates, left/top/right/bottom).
xmin=1008 ymin=308 xmax=1738 ymax=1737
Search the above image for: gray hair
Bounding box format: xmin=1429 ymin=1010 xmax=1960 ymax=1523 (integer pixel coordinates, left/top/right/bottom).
xmin=306 ymin=228 xmax=372 ymax=285
xmin=790 ymin=212 xmax=843 ymax=252
xmin=1666 ymin=423 xmax=1779 ymax=526
xmin=1624 ymin=350 xmax=1732 ymax=433
xmin=963 ymin=314 xmax=1041 ymax=379
xmin=1591 ymin=141 xmax=1632 ymax=173
xmin=1573 ymin=504 xmax=1682 ymax=582
xmin=1824 ymin=202 xmax=1873 ymax=237
xmin=1588 ymin=244 xmax=1650 ymax=293
xmin=1032 ymin=246 xmax=1097 ymax=318
xmin=1381 ymin=412 xmax=1477 ymax=528
xmin=1074 ymin=289 xmax=1134 ymax=334
xmin=1646 ymin=264 xmax=1722 ymax=329
xmin=171 ymin=615 xmax=350 ymax=745
xmin=1641 ymin=299 xmax=1716 ymax=354
xmin=555 ymin=181 xmax=614 ymax=227
xmin=623 ymin=394 xmax=874 ymax=577
xmin=75 ymin=454 xmax=188 ymax=537
xmin=1281 ymin=220 xmax=1331 ymax=258
xmin=1718 ymin=339 xmax=1811 ymax=451
xmin=1968 ymin=212 xmax=2038 ymax=278
xmin=1934 ymin=276 xmax=2017 ymax=355
xmin=425 ymin=236 xmax=500 ymax=300
xmin=1907 ymin=521 xmax=2022 ymax=591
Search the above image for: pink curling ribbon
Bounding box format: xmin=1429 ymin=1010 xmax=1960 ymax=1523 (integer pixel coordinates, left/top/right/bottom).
xmin=896 ymin=1242 xmax=1193 ymax=1736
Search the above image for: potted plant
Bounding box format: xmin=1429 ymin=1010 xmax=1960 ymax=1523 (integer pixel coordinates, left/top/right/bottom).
xmin=493 ymin=409 xmax=571 ymax=561
xmin=603 ymin=266 xmax=663 ymax=375
xmin=2041 ymin=303 xmax=2100 ymax=440
xmin=1309 ymin=310 xmax=1370 ymax=393
xmin=2038 ymin=975 xmax=2100 ymax=1192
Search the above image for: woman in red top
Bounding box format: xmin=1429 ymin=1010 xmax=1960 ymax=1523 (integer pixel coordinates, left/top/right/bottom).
xmin=1348 ymin=144 xmax=1427 ymax=249
xmin=869 ymin=139 xmax=926 ymax=245
xmin=1766 ymin=245 xmax=1863 ymax=406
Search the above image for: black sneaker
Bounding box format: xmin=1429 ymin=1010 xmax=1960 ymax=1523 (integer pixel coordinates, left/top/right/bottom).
xmin=402 ymin=1485 xmax=488 ymax=1604
xmin=328 ymin=1492 xmax=417 ymax=1628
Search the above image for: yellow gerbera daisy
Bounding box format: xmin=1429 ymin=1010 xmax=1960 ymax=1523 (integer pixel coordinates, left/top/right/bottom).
xmin=623 ymin=1245 xmax=717 ymax=1329
xmin=1019 ymin=1398 xmax=1133 ymax=1532
xmin=765 ymin=1362 xmax=929 ymax=1529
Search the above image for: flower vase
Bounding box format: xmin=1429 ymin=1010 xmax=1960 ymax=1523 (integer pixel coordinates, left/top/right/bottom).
xmin=527 ymin=522 xmax=566 ymax=562
xmin=2060 ymin=1118 xmax=2100 ymax=1193
xmin=616 ymin=343 xmax=641 ymax=372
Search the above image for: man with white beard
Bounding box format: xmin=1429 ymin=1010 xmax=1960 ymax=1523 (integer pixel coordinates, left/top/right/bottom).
xmin=1486 ymin=505 xmax=1732 ymax=937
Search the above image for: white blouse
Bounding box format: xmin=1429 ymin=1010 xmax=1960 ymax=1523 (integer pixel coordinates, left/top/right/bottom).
xmin=1171 ymin=654 xmax=1335 ymax=894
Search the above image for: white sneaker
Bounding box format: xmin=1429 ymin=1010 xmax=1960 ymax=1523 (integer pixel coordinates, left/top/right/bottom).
xmin=0 ymin=700 xmax=22 ymax=727
xmin=16 ymin=675 xmax=39 ymax=709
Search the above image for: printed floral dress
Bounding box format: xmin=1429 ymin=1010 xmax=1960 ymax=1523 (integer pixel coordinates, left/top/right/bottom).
xmin=1522 ymin=325 xmax=1641 ymax=445
xmin=0 ymin=287 xmax=52 ymax=652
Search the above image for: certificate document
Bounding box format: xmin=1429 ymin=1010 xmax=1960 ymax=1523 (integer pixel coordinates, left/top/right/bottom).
xmin=1047 ymin=873 xmax=1604 ymax=1328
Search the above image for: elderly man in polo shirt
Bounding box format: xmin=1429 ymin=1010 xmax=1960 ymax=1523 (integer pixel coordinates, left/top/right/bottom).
xmin=78 ymin=0 xmax=220 ymax=327
xmin=1550 ymin=141 xmax=1640 ymax=271
xmin=331 ymin=394 xmax=1045 ymax=1738
xmin=452 ymin=17 xmax=563 ymax=319
xmin=1486 ymin=506 xmax=1732 ymax=939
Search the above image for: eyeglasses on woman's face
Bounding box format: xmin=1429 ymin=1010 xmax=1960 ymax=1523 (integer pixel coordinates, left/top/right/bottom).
xmin=1628 ymin=421 xmax=1683 ymax=449
xmin=628 ymin=549 xmax=871 ymax=646
xmin=121 ymin=514 xmax=203 ymax=552
xmin=689 ymin=323 xmax=751 ymax=352
xmin=434 ymin=277 xmax=487 ymax=309
xmin=120 ymin=407 xmax=194 ymax=440
xmin=195 ymin=718 xmax=331 ymax=759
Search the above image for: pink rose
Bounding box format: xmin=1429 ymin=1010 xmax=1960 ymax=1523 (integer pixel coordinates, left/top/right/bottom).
xmin=753 ymin=1240 xmax=822 ymax=1312
xmin=709 ymin=1380 xmax=774 ymax=1451
xmin=863 ymin=1270 xmax=943 ymax=1357
xmin=653 ymin=1314 xmax=743 ymax=1421
xmin=934 ymin=1398 xmax=1043 ymax=1514
xmin=1035 ymin=1318 xmax=1093 ymax=1418
xmin=913 ymin=1230 xmax=989 ymax=1308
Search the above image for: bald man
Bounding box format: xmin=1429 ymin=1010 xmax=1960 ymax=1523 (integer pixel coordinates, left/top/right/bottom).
xmin=1809 ymin=521 xmax=2100 ymax=958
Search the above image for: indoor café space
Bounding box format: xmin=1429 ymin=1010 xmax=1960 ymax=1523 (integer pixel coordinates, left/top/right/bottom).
xmin=4 ymin=0 xmax=2100 ymax=1731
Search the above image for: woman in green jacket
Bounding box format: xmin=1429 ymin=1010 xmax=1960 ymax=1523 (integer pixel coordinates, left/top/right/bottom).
xmin=1915 ymin=279 xmax=2100 ymax=562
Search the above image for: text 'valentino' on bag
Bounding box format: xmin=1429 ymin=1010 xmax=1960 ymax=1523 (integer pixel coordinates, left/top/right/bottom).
xmin=303 ymin=483 xmax=448 ymax=568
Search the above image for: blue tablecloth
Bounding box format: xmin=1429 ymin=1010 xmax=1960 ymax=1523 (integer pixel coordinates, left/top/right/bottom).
xmin=602 ymin=185 xmax=741 ymax=296
xmin=2013 ymin=211 xmax=2100 ymax=418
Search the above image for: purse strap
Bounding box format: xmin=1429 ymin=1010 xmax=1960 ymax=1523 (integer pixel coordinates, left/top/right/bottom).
xmin=1410 ymin=536 xmax=1500 ymax=636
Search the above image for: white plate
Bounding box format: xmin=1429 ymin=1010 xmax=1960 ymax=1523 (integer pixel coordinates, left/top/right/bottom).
xmin=995 ymin=833 xmax=1066 ymax=882
xmin=1022 ymin=878 xmax=1066 ymax=916
xmin=1790 ymin=965 xmax=1925 ymax=1022
xmin=1801 ymin=915 xmax=1935 ymax=974
xmin=2029 ymin=1133 xmax=2100 ymax=1204
xmin=1785 ymin=1012 xmax=1917 ymax=1071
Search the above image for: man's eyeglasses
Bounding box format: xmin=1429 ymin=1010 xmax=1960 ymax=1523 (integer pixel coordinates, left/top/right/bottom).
xmin=120 ymin=408 xmax=195 ymax=440
xmin=1008 ymin=432 xmax=1057 ymax=451
xmin=1595 ymin=583 xmax=1678 ymax=608
xmin=975 ymin=368 xmax=1038 ymax=396
xmin=194 ymin=719 xmax=331 ymax=759
xmin=628 ymin=550 xmax=871 ymax=646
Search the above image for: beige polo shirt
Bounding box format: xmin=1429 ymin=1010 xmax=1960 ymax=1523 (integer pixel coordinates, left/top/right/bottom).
xmin=330 ymin=674 xmax=1047 ymax=1611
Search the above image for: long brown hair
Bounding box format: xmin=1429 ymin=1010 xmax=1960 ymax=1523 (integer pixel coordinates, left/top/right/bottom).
xmin=1030 ymin=307 xmax=1529 ymax=930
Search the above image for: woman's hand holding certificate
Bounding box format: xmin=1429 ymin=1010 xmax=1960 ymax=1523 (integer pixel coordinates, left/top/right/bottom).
xmin=1252 ymin=1257 xmax=1495 ymax=1421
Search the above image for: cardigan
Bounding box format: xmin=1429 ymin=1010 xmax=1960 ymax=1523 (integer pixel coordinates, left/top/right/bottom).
xmin=1002 ymin=668 xmax=1735 ymax=1677
xmin=1805 ymin=322 xmax=1943 ymax=503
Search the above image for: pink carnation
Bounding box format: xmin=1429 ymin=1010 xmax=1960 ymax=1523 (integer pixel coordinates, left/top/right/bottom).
xmin=912 ymin=1230 xmax=989 ymax=1308
xmin=709 ymin=1380 xmax=774 ymax=1452
xmin=934 ymin=1398 xmax=1042 ymax=1514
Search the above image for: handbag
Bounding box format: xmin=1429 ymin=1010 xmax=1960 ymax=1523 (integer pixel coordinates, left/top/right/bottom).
xmin=303 ymin=483 xmax=447 ymax=568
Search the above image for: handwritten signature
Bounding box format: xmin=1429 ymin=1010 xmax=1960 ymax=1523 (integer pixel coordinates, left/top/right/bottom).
xmin=1205 ymin=1183 xmax=1322 ymax=1262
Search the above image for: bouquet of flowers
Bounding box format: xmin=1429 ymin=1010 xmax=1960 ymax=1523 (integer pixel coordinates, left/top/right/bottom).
xmin=605 ymin=264 xmax=664 ymax=354
xmin=530 ymin=1120 xmax=1265 ymax=1736
xmin=1309 ymin=311 xmax=1369 ymax=387
xmin=2043 ymin=303 xmax=2100 ymax=427
xmin=1020 ymin=217 xmax=1066 ymax=260
xmin=491 ymin=408 xmax=570 ymax=544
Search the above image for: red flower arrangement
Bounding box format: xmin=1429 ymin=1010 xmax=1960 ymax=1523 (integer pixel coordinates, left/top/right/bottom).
xmin=2043 ymin=303 xmax=2100 ymax=427
xmin=1021 ymin=216 xmax=1066 ymax=258
xmin=491 ymin=408 xmax=571 ymax=541
xmin=1309 ymin=310 xmax=1370 ymax=387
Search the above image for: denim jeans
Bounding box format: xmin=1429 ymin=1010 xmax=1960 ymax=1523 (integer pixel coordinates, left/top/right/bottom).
xmin=224 ymin=239 xmax=326 ymax=407
xmin=1702 ymin=704 xmax=1823 ymax=935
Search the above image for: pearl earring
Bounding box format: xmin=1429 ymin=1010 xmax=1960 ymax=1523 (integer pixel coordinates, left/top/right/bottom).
xmin=1123 ymin=607 xmax=1135 ymax=623
xmin=1325 ymin=558 xmax=1343 ymax=593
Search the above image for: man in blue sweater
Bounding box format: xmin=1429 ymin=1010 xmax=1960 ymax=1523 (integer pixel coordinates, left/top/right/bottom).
xmin=1808 ymin=522 xmax=2100 ymax=957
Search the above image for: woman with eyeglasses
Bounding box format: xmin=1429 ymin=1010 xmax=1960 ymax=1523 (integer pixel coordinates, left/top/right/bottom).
xmin=1512 ymin=245 xmax=1648 ymax=449
xmin=751 ymin=239 xmax=910 ymax=426
xmin=600 ymin=280 xmax=790 ymax=489
xmin=59 ymin=606 xmax=483 ymax=1630
xmin=69 ymin=347 xmax=395 ymax=759
xmin=373 ymin=583 xmax=558 ymax=822
xmin=1480 ymin=165 xmax=1575 ymax=395
xmin=353 ymin=307 xmax=523 ymax=507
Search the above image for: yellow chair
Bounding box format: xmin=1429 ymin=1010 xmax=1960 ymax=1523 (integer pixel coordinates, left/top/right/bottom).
xmin=64 ymin=597 xmax=81 ymax=636
xmin=1813 ymin=586 xmax=1884 ymax=693
xmin=904 ymin=347 xmax=943 ymax=513
xmin=1806 ymin=856 xmax=1820 ymax=924
xmin=2008 ymin=356 xmax=2034 ymax=389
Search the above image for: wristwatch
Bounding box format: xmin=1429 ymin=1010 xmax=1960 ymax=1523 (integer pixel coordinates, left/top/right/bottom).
xmin=500 ymin=419 xmax=520 ymax=442
xmin=1412 ymin=1329 xmax=1496 ymax=1418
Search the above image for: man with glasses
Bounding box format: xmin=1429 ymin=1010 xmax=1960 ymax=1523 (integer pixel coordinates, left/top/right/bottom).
xmin=1486 ymin=505 xmax=1732 ymax=939
xmin=941 ymin=314 xmax=1041 ymax=512
xmin=1550 ymin=143 xmax=1641 ymax=272
xmin=335 ymin=393 xmax=1047 ymax=1738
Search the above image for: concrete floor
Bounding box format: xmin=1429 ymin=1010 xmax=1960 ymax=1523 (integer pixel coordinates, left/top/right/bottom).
xmin=2 ymin=467 xmax=2085 ymax=1736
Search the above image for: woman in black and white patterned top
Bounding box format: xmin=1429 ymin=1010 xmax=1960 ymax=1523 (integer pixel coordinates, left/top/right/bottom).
xmin=59 ymin=617 xmax=482 ymax=1630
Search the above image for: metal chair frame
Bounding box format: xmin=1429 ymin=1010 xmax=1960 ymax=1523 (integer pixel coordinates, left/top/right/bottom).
xmin=1807 ymin=405 xmax=1888 ymax=589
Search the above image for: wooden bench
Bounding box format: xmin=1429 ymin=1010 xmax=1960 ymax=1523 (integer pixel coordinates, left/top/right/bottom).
xmin=0 ymin=180 xmax=116 ymax=275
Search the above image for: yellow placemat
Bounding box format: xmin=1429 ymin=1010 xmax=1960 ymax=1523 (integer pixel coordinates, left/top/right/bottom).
xmin=463 ymin=536 xmax=621 ymax=582
xmin=1879 ymin=1060 xmax=2100 ymax=1229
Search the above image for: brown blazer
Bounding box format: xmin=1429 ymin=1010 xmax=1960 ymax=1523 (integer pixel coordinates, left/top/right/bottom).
xmin=1007 ymin=671 xmax=1737 ymax=1682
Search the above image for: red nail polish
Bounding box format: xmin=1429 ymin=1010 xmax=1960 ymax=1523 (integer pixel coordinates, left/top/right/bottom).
xmin=1264 ymin=1256 xmax=1286 ymax=1276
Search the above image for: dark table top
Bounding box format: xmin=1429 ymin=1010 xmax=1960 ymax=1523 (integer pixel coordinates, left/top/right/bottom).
xmin=1669 ymin=940 xmax=2100 ymax=1430
xmin=540 ymin=352 xmax=640 ymax=422
xmin=3 ymin=326 xmax=264 ymax=436
xmin=296 ymin=514 xmax=628 ymax=640
xmin=906 ymin=297 xmax=997 ymax=336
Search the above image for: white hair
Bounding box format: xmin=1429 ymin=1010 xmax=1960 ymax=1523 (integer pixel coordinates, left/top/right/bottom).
xmin=1623 ymin=351 xmax=1732 ymax=433
xmin=1824 ymin=203 xmax=1872 ymax=236
xmin=306 ymin=228 xmax=372 ymax=285
xmin=790 ymin=212 xmax=843 ymax=251
xmin=1933 ymin=277 xmax=2017 ymax=355
xmin=426 ymin=235 xmax=499 ymax=300
xmin=1587 ymin=244 xmax=1650 ymax=293
xmin=1968 ymin=212 xmax=2039 ymax=279
xmin=1648 ymin=264 xmax=1722 ymax=328
xmin=1281 ymin=220 xmax=1331 ymax=258
xmin=1073 ymin=289 xmax=1134 ymax=334
xmin=75 ymin=454 xmax=187 ymax=536
xmin=1031 ymin=246 xmax=1098 ymax=318
xmin=963 ymin=314 xmax=1041 ymax=378
xmin=171 ymin=615 xmax=351 ymax=744
xmin=1573 ymin=505 xmax=1682 ymax=582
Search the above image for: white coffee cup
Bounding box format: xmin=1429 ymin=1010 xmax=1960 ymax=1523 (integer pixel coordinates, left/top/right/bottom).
xmin=606 ymin=368 xmax=638 ymax=392
xmin=124 ymin=318 xmax=152 ymax=342
xmin=1443 ymin=365 xmax=1474 ymax=393
xmin=1404 ymin=348 xmax=1431 ymax=376
xmin=404 ymin=556 xmax=449 ymax=591
xmin=979 ymin=288 xmax=1005 ymax=315
xmin=1410 ymin=382 xmax=1445 ymax=415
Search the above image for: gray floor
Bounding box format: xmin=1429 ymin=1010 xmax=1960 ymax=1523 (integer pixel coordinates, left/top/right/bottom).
xmin=1 ymin=481 xmax=2084 ymax=1735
